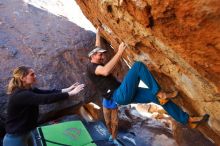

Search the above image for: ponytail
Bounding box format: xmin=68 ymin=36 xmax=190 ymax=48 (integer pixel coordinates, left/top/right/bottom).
xmin=7 ymin=66 xmax=30 ymax=94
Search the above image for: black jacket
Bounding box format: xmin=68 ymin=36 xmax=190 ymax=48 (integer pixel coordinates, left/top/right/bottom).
xmin=5 ymin=88 xmax=69 ymax=134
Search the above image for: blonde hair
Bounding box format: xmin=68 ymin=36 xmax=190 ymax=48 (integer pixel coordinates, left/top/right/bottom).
xmin=7 ymin=66 xmax=31 ymax=94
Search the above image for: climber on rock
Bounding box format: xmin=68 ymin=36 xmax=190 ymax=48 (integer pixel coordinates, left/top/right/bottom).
xmin=87 ymin=27 xmax=121 ymax=146
xmin=86 ymin=27 xmax=209 ymax=133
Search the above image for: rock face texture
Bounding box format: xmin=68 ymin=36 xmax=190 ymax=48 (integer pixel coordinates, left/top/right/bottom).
xmin=76 ymin=0 xmax=220 ymax=144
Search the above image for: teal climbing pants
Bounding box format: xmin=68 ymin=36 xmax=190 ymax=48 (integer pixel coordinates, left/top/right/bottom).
xmin=113 ymin=61 xmax=189 ymax=124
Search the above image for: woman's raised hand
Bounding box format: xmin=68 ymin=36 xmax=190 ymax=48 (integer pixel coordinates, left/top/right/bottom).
xmin=68 ymin=84 xmax=85 ymax=96
xmin=69 ymin=82 xmax=80 ymax=90
xmin=61 ymin=82 xmax=80 ymax=93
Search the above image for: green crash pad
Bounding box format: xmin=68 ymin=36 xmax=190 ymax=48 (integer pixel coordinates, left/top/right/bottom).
xmin=37 ymin=121 xmax=96 ymax=146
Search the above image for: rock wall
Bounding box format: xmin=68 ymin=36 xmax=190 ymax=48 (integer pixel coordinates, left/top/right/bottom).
xmin=76 ymin=0 xmax=220 ymax=144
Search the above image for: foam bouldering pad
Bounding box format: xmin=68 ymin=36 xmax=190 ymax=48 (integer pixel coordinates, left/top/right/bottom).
xmin=37 ymin=121 xmax=96 ymax=146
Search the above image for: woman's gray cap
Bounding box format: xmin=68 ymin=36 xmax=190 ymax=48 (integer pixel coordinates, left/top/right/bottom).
xmin=88 ymin=47 xmax=107 ymax=57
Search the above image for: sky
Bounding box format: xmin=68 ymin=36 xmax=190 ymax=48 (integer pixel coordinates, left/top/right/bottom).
xmin=23 ymin=0 xmax=96 ymax=32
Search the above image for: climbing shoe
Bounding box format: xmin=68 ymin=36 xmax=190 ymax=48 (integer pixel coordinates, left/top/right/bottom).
xmin=188 ymin=114 xmax=210 ymax=129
